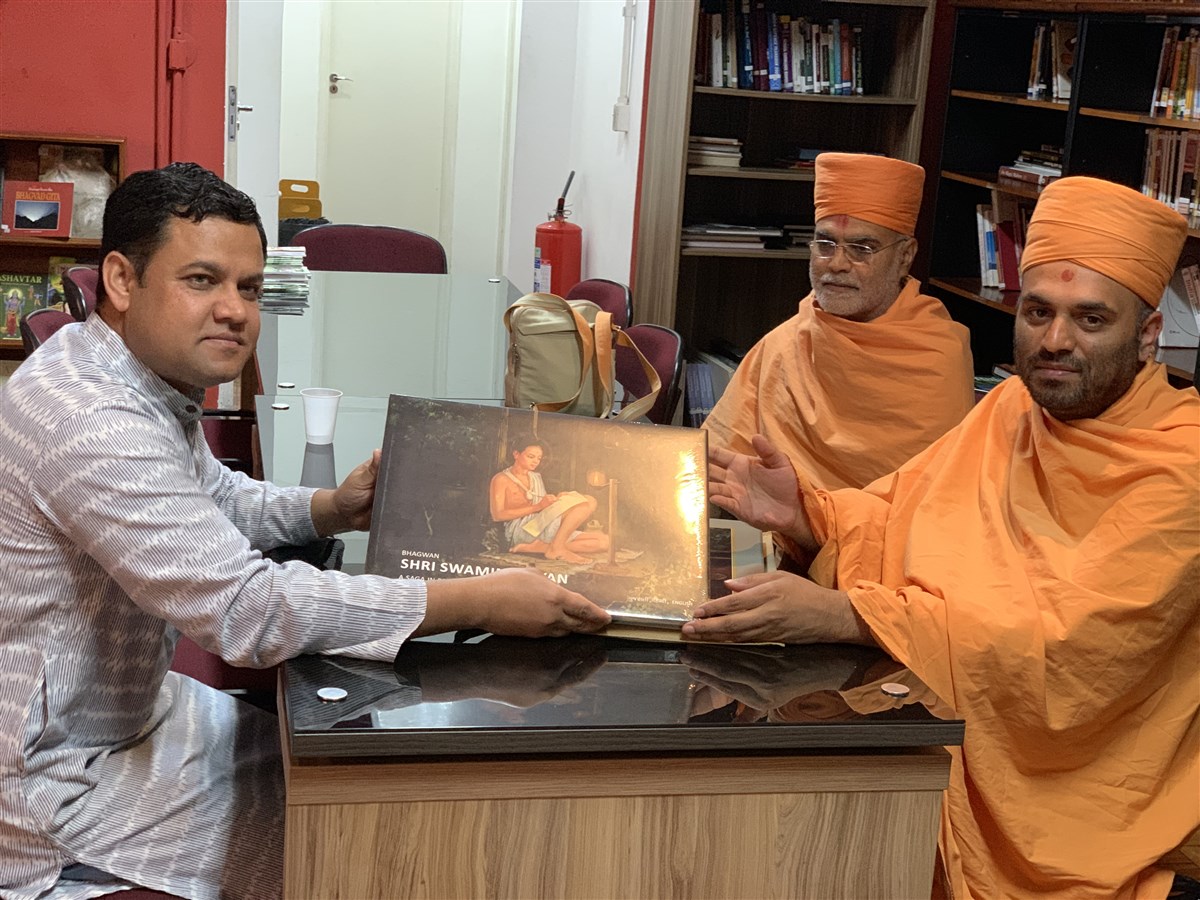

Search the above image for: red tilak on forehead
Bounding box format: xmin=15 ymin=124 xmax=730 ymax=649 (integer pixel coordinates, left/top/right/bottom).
xmin=832 ymin=215 xmax=850 ymax=228
xmin=1060 ymin=268 xmax=1075 ymax=282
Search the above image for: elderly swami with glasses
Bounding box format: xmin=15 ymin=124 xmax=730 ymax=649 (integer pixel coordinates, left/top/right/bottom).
xmin=704 ymin=153 xmax=974 ymax=531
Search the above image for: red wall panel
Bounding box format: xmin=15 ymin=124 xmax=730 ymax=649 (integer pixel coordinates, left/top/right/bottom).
xmin=0 ymin=0 xmax=226 ymax=176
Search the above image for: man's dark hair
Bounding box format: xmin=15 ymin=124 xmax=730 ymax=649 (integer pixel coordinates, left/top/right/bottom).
xmin=509 ymin=434 xmax=546 ymax=457
xmin=96 ymin=162 xmax=267 ymax=305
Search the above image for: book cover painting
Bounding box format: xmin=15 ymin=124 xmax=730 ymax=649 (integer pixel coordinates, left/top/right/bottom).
xmin=366 ymin=395 xmax=709 ymax=623
xmin=1 ymin=181 xmax=73 ymax=238
xmin=0 ymin=274 xmax=49 ymax=340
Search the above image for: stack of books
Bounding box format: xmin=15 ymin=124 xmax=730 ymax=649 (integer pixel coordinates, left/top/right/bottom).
xmin=688 ymin=136 xmax=743 ymax=168
xmin=997 ymin=146 xmax=1062 ymax=187
xmin=260 ymin=247 xmax=310 ymax=315
xmin=783 ymin=224 xmax=815 ymax=248
xmin=680 ymin=223 xmax=785 ymax=251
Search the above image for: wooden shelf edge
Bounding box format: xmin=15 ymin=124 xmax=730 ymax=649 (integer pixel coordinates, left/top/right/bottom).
xmin=950 ymin=89 xmax=1068 ymax=111
xmin=953 ymin=0 xmax=1200 ymax=13
xmin=1078 ymin=106 xmax=1200 ymax=131
xmin=687 ymin=166 xmax=816 ymax=182
xmin=693 ymin=86 xmax=919 ymax=106
xmin=0 ymin=234 xmax=101 ymax=250
xmin=941 ymin=170 xmax=1048 ymax=200
xmin=929 ymin=277 xmax=1019 ymax=314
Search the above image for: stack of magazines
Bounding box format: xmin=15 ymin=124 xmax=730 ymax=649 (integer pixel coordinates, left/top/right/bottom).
xmin=260 ymin=246 xmax=310 ymax=315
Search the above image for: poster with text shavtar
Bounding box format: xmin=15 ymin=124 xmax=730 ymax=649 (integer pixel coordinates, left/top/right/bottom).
xmin=365 ymin=394 xmax=709 ymax=624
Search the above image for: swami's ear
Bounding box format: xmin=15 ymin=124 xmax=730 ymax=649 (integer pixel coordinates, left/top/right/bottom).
xmin=898 ymin=237 xmax=918 ymax=277
xmin=101 ymin=252 xmax=138 ymax=313
xmin=1137 ymin=309 xmax=1163 ymax=363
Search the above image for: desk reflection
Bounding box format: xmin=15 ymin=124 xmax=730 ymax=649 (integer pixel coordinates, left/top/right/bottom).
xmin=286 ymin=636 xmax=958 ymax=756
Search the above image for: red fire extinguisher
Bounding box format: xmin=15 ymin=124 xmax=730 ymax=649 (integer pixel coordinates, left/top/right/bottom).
xmin=533 ymin=171 xmax=582 ymax=296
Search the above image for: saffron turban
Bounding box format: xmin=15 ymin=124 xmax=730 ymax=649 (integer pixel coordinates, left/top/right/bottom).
xmin=1020 ymin=175 xmax=1187 ymax=308
xmin=813 ymin=153 xmax=925 ymax=236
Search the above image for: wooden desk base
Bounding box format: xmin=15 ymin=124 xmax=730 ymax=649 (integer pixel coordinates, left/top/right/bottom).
xmin=282 ymin=732 xmax=949 ymax=899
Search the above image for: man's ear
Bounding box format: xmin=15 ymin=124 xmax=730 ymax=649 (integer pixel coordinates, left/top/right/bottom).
xmin=1137 ymin=309 xmax=1163 ymax=362
xmin=101 ymin=252 xmax=138 ymax=313
xmin=898 ymin=237 xmax=917 ymax=277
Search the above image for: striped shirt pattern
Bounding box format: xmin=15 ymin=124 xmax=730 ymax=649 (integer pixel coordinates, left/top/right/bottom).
xmin=0 ymin=315 xmax=426 ymax=899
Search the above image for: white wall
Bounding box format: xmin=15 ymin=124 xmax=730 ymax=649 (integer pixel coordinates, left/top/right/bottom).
xmin=504 ymin=0 xmax=648 ymax=296
xmin=271 ymin=0 xmax=648 ymax=291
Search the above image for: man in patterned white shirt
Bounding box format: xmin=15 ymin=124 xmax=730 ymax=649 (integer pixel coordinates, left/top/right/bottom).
xmin=0 ymin=163 xmax=611 ymax=900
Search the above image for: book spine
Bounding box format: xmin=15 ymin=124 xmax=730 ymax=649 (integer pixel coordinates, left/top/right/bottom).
xmin=738 ymin=0 xmax=753 ymax=89
xmin=711 ymin=13 xmax=724 ymax=89
xmin=780 ymin=15 xmax=793 ymax=92
xmin=767 ymin=12 xmax=782 ymax=91
xmin=976 ymin=205 xmax=992 ymax=288
xmin=723 ymin=0 xmax=737 ymax=87
xmin=752 ymin=3 xmax=769 ymax=91
xmin=853 ymin=26 xmax=863 ymax=95
xmin=997 ymin=165 xmax=1056 ymax=186
xmin=829 ymin=19 xmax=841 ymax=96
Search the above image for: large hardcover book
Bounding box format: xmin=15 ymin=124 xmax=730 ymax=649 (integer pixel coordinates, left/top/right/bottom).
xmin=1 ymin=181 xmax=73 ymax=238
xmin=366 ymin=395 xmax=710 ymax=626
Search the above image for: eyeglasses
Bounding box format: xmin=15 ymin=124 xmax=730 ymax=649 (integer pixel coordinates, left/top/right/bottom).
xmin=808 ymin=237 xmax=907 ymax=264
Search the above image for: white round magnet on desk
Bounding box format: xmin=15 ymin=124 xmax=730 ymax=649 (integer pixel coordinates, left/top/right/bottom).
xmin=881 ymin=682 xmax=910 ymax=698
xmin=270 ymin=403 xmax=289 ymax=410
xmin=317 ymin=687 xmax=348 ymax=702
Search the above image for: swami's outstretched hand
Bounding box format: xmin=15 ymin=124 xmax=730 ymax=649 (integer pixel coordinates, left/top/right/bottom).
xmin=708 ymin=435 xmax=814 ymax=549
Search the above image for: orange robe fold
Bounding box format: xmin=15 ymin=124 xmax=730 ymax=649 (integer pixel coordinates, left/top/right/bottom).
xmin=704 ymin=278 xmax=974 ymax=490
xmin=803 ymin=362 xmax=1200 ymax=899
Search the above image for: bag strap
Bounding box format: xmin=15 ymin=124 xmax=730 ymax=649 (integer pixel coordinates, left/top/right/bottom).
xmin=593 ymin=310 xmax=615 ymax=418
xmin=503 ymin=293 xmax=598 ymax=415
xmin=611 ymin=327 xmax=662 ymax=422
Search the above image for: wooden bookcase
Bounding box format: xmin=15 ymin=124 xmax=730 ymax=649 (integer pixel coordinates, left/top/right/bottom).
xmin=927 ymin=1 xmax=1200 ymax=384
xmin=634 ymin=0 xmax=936 ymax=363
xmin=0 ymin=131 xmax=126 ymax=359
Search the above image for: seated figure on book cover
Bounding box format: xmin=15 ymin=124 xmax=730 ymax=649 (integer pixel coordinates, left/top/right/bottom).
xmin=489 ymin=436 xmax=609 ymax=565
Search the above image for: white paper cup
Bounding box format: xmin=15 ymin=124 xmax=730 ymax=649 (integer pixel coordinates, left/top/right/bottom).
xmin=300 ymin=388 xmax=342 ymax=445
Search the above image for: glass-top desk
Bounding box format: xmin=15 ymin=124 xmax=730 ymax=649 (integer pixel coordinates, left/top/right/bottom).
xmin=280 ymin=636 xmax=961 ymax=899
xmin=257 ymin=270 xmax=519 ymax=401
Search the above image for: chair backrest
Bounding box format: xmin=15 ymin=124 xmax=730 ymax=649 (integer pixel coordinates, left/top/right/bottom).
xmin=617 ymin=323 xmax=684 ymax=425
xmin=291 ymin=223 xmax=448 ymax=274
xmin=565 ymin=278 xmax=633 ymax=329
xmin=19 ymin=308 xmax=76 ymax=356
xmin=63 ymin=265 xmax=99 ymax=321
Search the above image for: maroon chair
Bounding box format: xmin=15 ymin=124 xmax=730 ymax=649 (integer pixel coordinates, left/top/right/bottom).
xmin=63 ymin=265 xmax=99 ymax=321
xmin=291 ymin=223 xmax=448 ymax=274
xmin=19 ymin=308 xmax=76 ymax=356
xmin=565 ymin=278 xmax=633 ymax=329
xmin=617 ymin=323 xmax=684 ymax=425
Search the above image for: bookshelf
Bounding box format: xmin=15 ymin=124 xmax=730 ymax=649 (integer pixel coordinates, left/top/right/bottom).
xmin=927 ymin=2 xmax=1200 ymax=383
xmin=0 ymin=132 xmax=126 ymax=360
xmin=633 ymin=0 xmax=937 ymax=367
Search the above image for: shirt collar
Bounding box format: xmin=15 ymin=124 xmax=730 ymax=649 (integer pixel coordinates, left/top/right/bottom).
xmin=83 ymin=315 xmax=207 ymax=425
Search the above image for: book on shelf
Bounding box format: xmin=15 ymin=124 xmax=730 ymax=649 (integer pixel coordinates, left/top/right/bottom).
xmin=1142 ymin=129 xmax=1200 ymax=219
xmin=1 ymin=273 xmax=49 ymax=341
xmin=45 ymin=256 xmax=76 ymax=313
xmin=685 ymin=361 xmax=713 ymax=427
xmin=693 ymin=349 xmax=738 ymax=402
xmin=365 ymin=394 xmax=710 ymax=633
xmin=975 ymin=204 xmax=1001 ymax=289
xmin=681 ymin=239 xmax=766 ymax=250
xmin=1159 ymin=262 xmax=1200 ymax=348
xmin=0 ymin=181 xmax=73 ymax=239
xmin=997 ymin=165 xmax=1059 ymax=187
xmin=1050 ymin=20 xmax=1078 ymax=102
